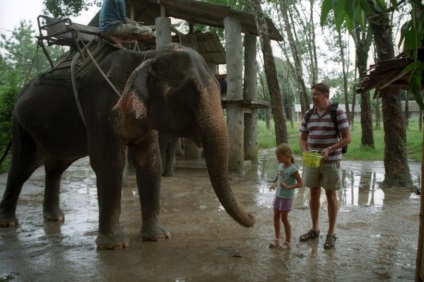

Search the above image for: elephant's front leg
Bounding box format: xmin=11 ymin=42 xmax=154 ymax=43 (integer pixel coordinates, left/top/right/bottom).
xmin=90 ymin=142 xmax=129 ymax=249
xmin=128 ymin=132 xmax=170 ymax=241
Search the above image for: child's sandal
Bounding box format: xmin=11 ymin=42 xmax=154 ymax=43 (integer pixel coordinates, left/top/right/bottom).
xmin=269 ymin=238 xmax=282 ymax=248
xmin=281 ymin=241 xmax=291 ymax=249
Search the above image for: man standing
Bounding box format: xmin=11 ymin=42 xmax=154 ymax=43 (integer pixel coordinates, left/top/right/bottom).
xmin=99 ymin=0 xmax=153 ymax=48
xmin=298 ymin=83 xmax=351 ymax=249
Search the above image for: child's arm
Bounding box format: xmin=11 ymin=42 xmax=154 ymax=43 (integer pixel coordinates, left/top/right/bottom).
xmin=281 ymin=171 xmax=303 ymax=189
xmin=269 ymin=183 xmax=277 ymax=191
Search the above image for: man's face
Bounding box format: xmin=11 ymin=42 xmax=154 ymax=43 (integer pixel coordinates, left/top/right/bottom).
xmin=311 ymin=88 xmax=328 ymax=106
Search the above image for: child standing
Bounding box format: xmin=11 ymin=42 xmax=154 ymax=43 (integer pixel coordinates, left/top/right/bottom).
xmin=269 ymin=143 xmax=303 ymax=249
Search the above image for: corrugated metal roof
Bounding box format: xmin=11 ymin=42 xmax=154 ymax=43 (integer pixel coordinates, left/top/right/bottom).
xmin=88 ymin=0 xmax=282 ymax=65
xmin=89 ymin=0 xmax=282 ymax=41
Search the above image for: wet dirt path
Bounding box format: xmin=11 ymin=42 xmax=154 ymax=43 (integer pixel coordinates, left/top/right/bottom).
xmin=0 ymin=150 xmax=421 ymax=281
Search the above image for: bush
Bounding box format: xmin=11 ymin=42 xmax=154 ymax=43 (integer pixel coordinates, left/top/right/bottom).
xmin=257 ymin=119 xmax=423 ymax=162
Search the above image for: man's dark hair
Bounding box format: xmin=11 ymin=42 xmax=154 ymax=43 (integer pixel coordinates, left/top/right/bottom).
xmin=311 ymin=83 xmax=329 ymax=94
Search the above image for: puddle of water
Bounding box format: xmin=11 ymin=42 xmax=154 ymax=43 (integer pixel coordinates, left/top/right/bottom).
xmin=0 ymin=153 xmax=420 ymax=281
xmin=256 ymin=149 xmax=420 ymax=209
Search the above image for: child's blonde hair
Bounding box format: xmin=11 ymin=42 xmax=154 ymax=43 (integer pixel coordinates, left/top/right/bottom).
xmin=276 ymin=143 xmax=295 ymax=164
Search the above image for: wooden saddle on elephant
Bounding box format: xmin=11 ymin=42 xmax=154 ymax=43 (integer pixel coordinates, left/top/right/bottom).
xmin=36 ymin=15 xmax=119 ymax=84
xmin=37 ymin=15 xmax=102 ymax=68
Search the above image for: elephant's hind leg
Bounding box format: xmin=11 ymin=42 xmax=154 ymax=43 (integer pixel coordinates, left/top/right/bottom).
xmin=0 ymin=166 xmax=37 ymax=227
xmin=43 ymin=159 xmax=75 ymax=222
xmin=0 ymin=133 xmax=40 ymax=227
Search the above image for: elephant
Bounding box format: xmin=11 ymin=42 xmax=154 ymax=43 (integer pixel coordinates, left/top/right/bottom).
xmin=158 ymin=133 xmax=180 ymax=177
xmin=0 ymin=42 xmax=255 ymax=249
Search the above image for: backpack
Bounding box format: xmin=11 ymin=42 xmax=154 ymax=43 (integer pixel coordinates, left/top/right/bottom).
xmin=304 ymin=102 xmax=348 ymax=154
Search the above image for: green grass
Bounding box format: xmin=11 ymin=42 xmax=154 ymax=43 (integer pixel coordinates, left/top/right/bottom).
xmin=258 ymin=120 xmax=423 ymax=162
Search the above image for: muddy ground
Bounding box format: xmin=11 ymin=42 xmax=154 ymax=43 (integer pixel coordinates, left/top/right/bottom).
xmin=0 ymin=149 xmax=421 ymax=282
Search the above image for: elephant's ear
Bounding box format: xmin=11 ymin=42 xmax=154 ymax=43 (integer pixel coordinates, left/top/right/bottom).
xmin=113 ymin=58 xmax=155 ymax=120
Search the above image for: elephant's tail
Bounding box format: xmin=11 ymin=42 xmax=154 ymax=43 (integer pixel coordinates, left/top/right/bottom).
xmin=0 ymin=139 xmax=11 ymax=166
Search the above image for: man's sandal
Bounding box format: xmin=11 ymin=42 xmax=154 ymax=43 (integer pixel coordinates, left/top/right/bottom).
xmin=299 ymin=229 xmax=320 ymax=241
xmin=324 ymin=234 xmax=337 ymax=249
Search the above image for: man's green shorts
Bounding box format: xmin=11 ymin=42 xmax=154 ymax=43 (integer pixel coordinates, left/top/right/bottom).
xmin=102 ymin=22 xmax=152 ymax=38
xmin=303 ymin=161 xmax=341 ymax=191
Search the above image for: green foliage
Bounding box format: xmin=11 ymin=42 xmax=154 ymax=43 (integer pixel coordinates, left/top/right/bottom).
xmin=257 ymin=120 xmax=276 ymax=149
xmin=0 ymin=20 xmax=65 ymax=172
xmin=406 ymin=121 xmax=424 ymax=161
xmin=199 ymin=0 xmax=252 ymax=12
xmin=320 ymin=0 xmax=424 ymax=110
xmin=43 ymin=0 xmax=102 ymax=17
xmin=0 ymin=71 xmax=21 ymax=171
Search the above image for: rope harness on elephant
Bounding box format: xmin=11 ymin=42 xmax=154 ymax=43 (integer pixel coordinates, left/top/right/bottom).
xmin=70 ymin=28 xmax=124 ymax=128
xmin=35 ymin=16 xmax=126 ymax=128
xmin=35 ymin=39 xmax=121 ymax=128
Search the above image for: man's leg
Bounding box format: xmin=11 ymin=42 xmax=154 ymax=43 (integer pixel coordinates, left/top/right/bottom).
xmin=325 ymin=189 xmax=338 ymax=235
xmin=299 ymin=186 xmax=321 ymax=241
xmin=299 ymin=165 xmax=321 ymax=241
xmin=310 ymin=186 xmax=321 ymax=232
xmin=109 ymin=35 xmax=124 ymax=48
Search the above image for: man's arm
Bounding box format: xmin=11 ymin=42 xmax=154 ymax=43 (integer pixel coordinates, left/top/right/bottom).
xmin=299 ymin=132 xmax=308 ymax=152
xmin=328 ymin=128 xmax=351 ymax=153
xmin=116 ymin=0 xmax=127 ymax=22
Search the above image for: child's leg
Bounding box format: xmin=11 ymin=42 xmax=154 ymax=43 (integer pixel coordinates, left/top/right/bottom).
xmin=281 ymin=210 xmax=291 ymax=243
xmin=273 ymin=208 xmax=282 ymax=240
xmin=269 ymin=208 xmax=283 ymax=248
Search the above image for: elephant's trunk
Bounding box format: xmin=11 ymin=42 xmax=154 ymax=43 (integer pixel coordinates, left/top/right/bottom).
xmin=199 ymin=104 xmax=255 ymax=228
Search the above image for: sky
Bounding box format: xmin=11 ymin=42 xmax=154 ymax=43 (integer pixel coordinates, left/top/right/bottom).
xmin=0 ymin=0 xmax=98 ymax=36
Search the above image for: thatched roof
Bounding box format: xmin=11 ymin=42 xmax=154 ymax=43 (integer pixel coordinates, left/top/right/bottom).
xmin=356 ymin=47 xmax=424 ymax=96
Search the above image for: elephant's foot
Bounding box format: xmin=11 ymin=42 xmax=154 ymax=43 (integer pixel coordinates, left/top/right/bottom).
xmin=43 ymin=209 xmax=65 ymax=222
xmin=162 ymin=171 xmax=174 ymax=177
xmin=0 ymin=213 xmax=18 ymax=227
xmin=140 ymin=223 xmax=171 ymax=241
xmin=96 ymin=233 xmax=130 ymax=250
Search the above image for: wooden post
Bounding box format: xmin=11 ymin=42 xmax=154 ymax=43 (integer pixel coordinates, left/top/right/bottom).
xmin=243 ymin=34 xmax=258 ymax=163
xmin=224 ymin=16 xmax=244 ymax=173
xmin=155 ymin=4 xmax=172 ymax=49
xmin=129 ymin=0 xmax=135 ymax=20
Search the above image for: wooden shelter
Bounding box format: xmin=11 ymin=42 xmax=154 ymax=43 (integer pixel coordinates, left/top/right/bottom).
xmin=355 ymin=48 xmax=424 ymax=281
xmin=356 ymin=48 xmax=424 ymax=96
xmin=88 ymin=0 xmax=282 ymax=173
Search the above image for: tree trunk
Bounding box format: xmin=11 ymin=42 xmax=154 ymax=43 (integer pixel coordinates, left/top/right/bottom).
xmin=251 ymin=0 xmax=287 ymax=145
xmin=351 ymin=23 xmax=374 ymax=146
xmin=278 ymin=0 xmax=309 ymax=115
xmin=258 ymin=73 xmax=270 ymax=130
xmin=351 ymin=82 xmax=356 ymax=127
xmin=404 ymin=90 xmax=409 ymax=128
xmin=309 ymin=0 xmax=318 ymax=85
xmin=375 ymin=97 xmax=381 ymax=129
xmin=381 ymin=92 xmax=413 ymax=187
xmin=337 ymin=28 xmax=351 ymax=122
xmin=368 ymin=13 xmax=413 ymax=188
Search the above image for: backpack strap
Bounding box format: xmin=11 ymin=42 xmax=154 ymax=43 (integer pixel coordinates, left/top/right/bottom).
xmin=305 ymin=104 xmax=338 ymax=133
xmin=304 ymin=108 xmax=314 ymax=123
xmin=330 ymin=102 xmax=339 ymax=135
